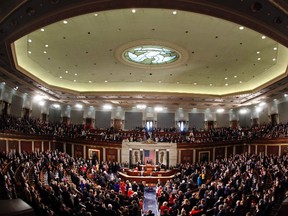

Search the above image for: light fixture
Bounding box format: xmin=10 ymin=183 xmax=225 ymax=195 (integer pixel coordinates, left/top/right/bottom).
xmin=65 ymin=70 xmax=68 ymax=73
xmin=74 ymin=73 xmax=77 ymax=76
xmin=75 ymin=103 xmax=83 ymax=109
xmin=74 ymin=80 xmax=76 ymax=82
xmin=272 ymin=58 xmax=276 ymax=61
xmin=239 ymin=108 xmax=248 ymax=114
xmin=273 ymin=47 xmax=277 ymax=50
xmin=132 ymin=9 xmax=136 ymax=13
xmin=234 ymin=75 xmax=237 ymax=78
xmin=59 ymin=76 xmax=62 ymax=79
xmin=28 ymin=51 xmax=31 ymax=54
xmin=89 ymin=81 xmax=92 ymax=83
xmin=41 ymin=28 xmax=45 ymax=32
xmin=154 ymin=106 xmax=163 ymax=112
xmin=45 ymin=44 xmax=49 ymax=47
xmin=63 ymin=20 xmax=68 ymax=24
xmin=39 ymin=101 xmax=45 ymax=106
xmin=259 ymin=102 xmax=266 ymax=106
xmin=103 ymin=104 xmax=112 ymax=110
xmin=136 ymin=104 xmax=147 ymax=109
xmin=28 ymin=39 xmax=32 ymax=43
xmin=261 ymin=35 xmax=266 ymax=39
xmin=239 ymin=26 xmax=244 ymax=30
xmin=257 ymin=57 xmax=261 ymax=61
xmin=256 ymin=107 xmax=262 ymax=113
xmin=216 ymin=108 xmax=225 ymax=113
xmin=256 ymin=51 xmax=260 ymax=54
xmin=34 ymin=95 xmax=43 ymax=102
xmin=173 ymin=11 xmax=177 ymax=15
xmin=52 ymin=104 xmax=60 ymax=109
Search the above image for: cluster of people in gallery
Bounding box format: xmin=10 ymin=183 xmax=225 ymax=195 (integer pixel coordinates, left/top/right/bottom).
xmin=0 ymin=148 xmax=288 ymax=216
xmin=1 ymin=115 xmax=288 ymax=144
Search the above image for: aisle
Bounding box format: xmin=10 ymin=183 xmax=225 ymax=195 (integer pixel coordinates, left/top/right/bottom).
xmin=143 ymin=187 xmax=158 ymax=215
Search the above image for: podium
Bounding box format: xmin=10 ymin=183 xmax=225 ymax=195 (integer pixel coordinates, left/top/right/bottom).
xmin=140 ymin=164 xmax=159 ymax=173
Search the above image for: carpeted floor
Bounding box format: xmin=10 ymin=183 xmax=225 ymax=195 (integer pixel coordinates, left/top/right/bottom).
xmin=143 ymin=187 xmax=158 ymax=215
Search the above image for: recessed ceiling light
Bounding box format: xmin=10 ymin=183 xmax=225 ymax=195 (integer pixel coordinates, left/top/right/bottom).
xmin=65 ymin=70 xmax=68 ymax=73
xmin=261 ymin=35 xmax=266 ymax=39
xmin=273 ymin=58 xmax=276 ymax=61
xmin=74 ymin=80 xmax=76 ymax=82
xmin=239 ymin=81 xmax=242 ymax=83
xmin=257 ymin=57 xmax=261 ymax=61
xmin=41 ymin=28 xmax=45 ymax=32
xmin=256 ymin=51 xmax=260 ymax=54
xmin=239 ymin=26 xmax=244 ymax=30
xmin=234 ymin=75 xmax=237 ymax=78
xmin=225 ymin=77 xmax=228 ymax=80
xmin=225 ymin=83 xmax=228 ymax=86
xmin=140 ymin=80 xmax=143 ymax=83
xmin=105 ymin=80 xmax=108 ymax=82
xmin=45 ymin=44 xmax=49 ymax=47
xmin=132 ymin=9 xmax=136 ymax=13
xmin=210 ymin=84 xmax=212 ymax=86
xmin=94 ymin=13 xmax=98 ymax=16
xmin=284 ymin=94 xmax=288 ymax=97
xmin=28 ymin=39 xmax=32 ymax=43
xmin=63 ymin=20 xmax=68 ymax=24
xmin=173 ymin=11 xmax=177 ymax=15
xmin=177 ymin=82 xmax=179 ymax=84
xmin=273 ymin=47 xmax=277 ymax=50
xmin=74 ymin=73 xmax=77 ymax=76
xmin=194 ymin=82 xmax=197 ymax=85
xmin=28 ymin=51 xmax=31 ymax=54
xmin=43 ymin=51 xmax=47 ymax=54
xmin=59 ymin=76 xmax=62 ymax=79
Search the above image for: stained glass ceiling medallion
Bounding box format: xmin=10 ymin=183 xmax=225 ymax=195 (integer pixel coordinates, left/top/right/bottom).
xmin=124 ymin=46 xmax=180 ymax=65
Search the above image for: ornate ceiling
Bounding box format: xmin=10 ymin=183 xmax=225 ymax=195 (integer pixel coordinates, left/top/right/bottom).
xmin=0 ymin=0 xmax=287 ymax=111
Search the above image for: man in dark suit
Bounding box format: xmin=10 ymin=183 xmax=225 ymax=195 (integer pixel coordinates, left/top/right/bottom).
xmin=145 ymin=209 xmax=155 ymax=216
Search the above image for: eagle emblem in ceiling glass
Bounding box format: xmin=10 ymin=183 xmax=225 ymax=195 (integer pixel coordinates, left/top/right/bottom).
xmin=124 ymin=46 xmax=179 ymax=65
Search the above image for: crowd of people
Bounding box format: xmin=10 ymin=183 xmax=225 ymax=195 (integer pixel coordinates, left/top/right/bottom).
xmin=1 ymin=115 xmax=288 ymax=145
xmin=0 ymin=149 xmax=288 ymax=216
xmin=0 ymin=150 xmax=143 ymax=216
xmin=156 ymin=153 xmax=288 ymax=216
